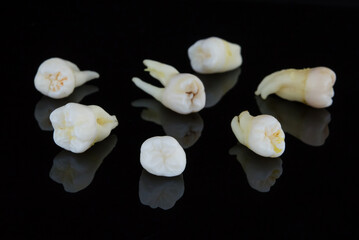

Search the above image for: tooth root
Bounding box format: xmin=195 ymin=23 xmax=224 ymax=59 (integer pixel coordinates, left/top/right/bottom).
xmin=188 ymin=36 xmax=242 ymax=74
xmin=74 ymin=70 xmax=100 ymax=87
xmin=132 ymin=77 xmax=164 ymax=102
xmin=88 ymin=105 xmax=118 ymax=143
xmin=143 ymin=59 xmax=179 ymax=86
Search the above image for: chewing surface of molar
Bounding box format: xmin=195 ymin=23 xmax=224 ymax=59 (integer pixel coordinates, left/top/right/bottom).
xmin=49 ymin=135 xmax=117 ymax=193
xmin=50 ymin=103 xmax=118 ymax=153
xmin=140 ymin=136 xmax=186 ymax=177
xmin=132 ymin=59 xmax=206 ymax=114
xmin=188 ymin=36 xmax=242 ymax=74
xmin=255 ymin=67 xmax=336 ymax=108
xmin=231 ymin=111 xmax=285 ymax=158
xmin=229 ymin=143 xmax=282 ymax=193
xmin=256 ymin=95 xmax=331 ymax=146
xmin=139 ymin=169 xmax=184 ymax=210
xmin=34 ymin=57 xmax=99 ymax=99
xmin=132 ymin=98 xmax=204 ymax=148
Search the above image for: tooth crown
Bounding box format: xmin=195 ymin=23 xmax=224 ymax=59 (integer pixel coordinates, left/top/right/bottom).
xmin=34 ymin=58 xmax=99 ymax=99
xmin=231 ymin=111 xmax=285 ymax=158
xmin=50 ymin=103 xmax=118 ymax=153
xmin=188 ymin=36 xmax=242 ymax=74
xmin=140 ymin=136 xmax=186 ymax=177
xmin=255 ymin=67 xmax=336 ymax=108
xmin=132 ymin=59 xmax=206 ymax=114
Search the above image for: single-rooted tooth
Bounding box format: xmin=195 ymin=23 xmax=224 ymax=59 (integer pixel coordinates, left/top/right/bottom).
xmin=49 ymin=103 xmax=118 ymax=153
xmin=140 ymin=136 xmax=186 ymax=177
xmin=132 ymin=59 xmax=206 ymax=114
xmin=34 ymin=57 xmax=100 ymax=99
xmin=255 ymin=67 xmax=336 ymax=108
xmin=231 ymin=111 xmax=285 ymax=158
xmin=188 ymin=36 xmax=242 ymax=74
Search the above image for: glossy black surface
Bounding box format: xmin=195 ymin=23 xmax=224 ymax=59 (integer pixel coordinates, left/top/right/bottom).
xmin=4 ymin=2 xmax=359 ymax=238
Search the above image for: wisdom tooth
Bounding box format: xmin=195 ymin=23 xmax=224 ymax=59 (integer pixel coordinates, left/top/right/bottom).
xmin=140 ymin=136 xmax=186 ymax=177
xmin=231 ymin=111 xmax=285 ymax=158
xmin=49 ymin=103 xmax=118 ymax=153
xmin=188 ymin=36 xmax=242 ymax=74
xmin=132 ymin=98 xmax=203 ymax=148
xmin=34 ymin=57 xmax=99 ymax=99
xmin=132 ymin=59 xmax=206 ymax=114
xmin=255 ymin=67 xmax=336 ymax=108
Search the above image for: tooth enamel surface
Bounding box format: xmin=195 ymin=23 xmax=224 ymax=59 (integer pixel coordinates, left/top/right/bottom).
xmin=132 ymin=60 xmax=206 ymax=114
xmin=231 ymin=111 xmax=285 ymax=158
xmin=255 ymin=67 xmax=336 ymax=108
xmin=34 ymin=58 xmax=99 ymax=99
xmin=140 ymin=136 xmax=186 ymax=177
xmin=50 ymin=103 xmax=118 ymax=153
xmin=188 ymin=36 xmax=242 ymax=74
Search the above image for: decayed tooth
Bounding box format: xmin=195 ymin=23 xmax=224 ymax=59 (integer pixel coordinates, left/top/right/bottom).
xmin=188 ymin=36 xmax=242 ymax=74
xmin=231 ymin=111 xmax=285 ymax=158
xmin=255 ymin=67 xmax=336 ymax=108
xmin=140 ymin=136 xmax=186 ymax=177
xmin=49 ymin=103 xmax=118 ymax=153
xmin=49 ymin=135 xmax=117 ymax=193
xmin=132 ymin=98 xmax=204 ymax=148
xmin=34 ymin=57 xmax=99 ymax=99
xmin=132 ymin=59 xmax=206 ymax=114
xmin=229 ymin=143 xmax=283 ymax=193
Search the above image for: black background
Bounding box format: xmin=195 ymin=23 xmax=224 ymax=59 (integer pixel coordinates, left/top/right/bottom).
xmin=3 ymin=1 xmax=359 ymax=239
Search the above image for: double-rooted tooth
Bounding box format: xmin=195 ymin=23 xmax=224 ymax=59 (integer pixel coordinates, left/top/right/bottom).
xmin=50 ymin=103 xmax=118 ymax=153
xmin=188 ymin=36 xmax=242 ymax=74
xmin=255 ymin=67 xmax=336 ymax=108
xmin=231 ymin=111 xmax=285 ymax=158
xmin=132 ymin=59 xmax=206 ymax=114
xmin=140 ymin=136 xmax=186 ymax=177
xmin=34 ymin=58 xmax=99 ymax=99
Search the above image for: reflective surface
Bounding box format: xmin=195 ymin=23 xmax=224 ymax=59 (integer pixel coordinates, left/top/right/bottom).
xmin=4 ymin=1 xmax=359 ymax=238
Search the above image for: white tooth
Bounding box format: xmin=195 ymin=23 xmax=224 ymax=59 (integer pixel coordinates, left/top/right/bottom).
xmin=229 ymin=143 xmax=283 ymax=193
xmin=140 ymin=136 xmax=186 ymax=177
xmin=231 ymin=111 xmax=285 ymax=158
xmin=34 ymin=58 xmax=99 ymax=99
xmin=188 ymin=36 xmax=242 ymax=74
xmin=132 ymin=60 xmax=206 ymax=114
xmin=255 ymin=67 xmax=336 ymax=108
xmin=49 ymin=103 xmax=118 ymax=153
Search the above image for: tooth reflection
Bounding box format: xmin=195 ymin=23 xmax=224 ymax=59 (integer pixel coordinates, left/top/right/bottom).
xmin=229 ymin=143 xmax=283 ymax=193
xmin=34 ymin=84 xmax=99 ymax=131
xmin=49 ymin=135 xmax=117 ymax=193
xmin=256 ymin=95 xmax=331 ymax=146
xmin=138 ymin=169 xmax=185 ymax=210
xmin=132 ymin=98 xmax=203 ymax=148
xmin=197 ymin=67 xmax=241 ymax=108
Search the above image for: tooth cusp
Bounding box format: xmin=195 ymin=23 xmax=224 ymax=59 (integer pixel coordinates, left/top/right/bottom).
xmin=231 ymin=111 xmax=285 ymax=158
xmin=188 ymin=36 xmax=242 ymax=74
xmin=140 ymin=136 xmax=186 ymax=177
xmin=50 ymin=103 xmax=118 ymax=153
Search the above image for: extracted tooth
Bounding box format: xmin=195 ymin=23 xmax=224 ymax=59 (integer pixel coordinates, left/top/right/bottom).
xmin=132 ymin=59 xmax=206 ymax=114
xmin=140 ymin=136 xmax=186 ymax=177
xmin=49 ymin=135 xmax=117 ymax=193
xmin=256 ymin=95 xmax=331 ymax=146
xmin=49 ymin=103 xmax=118 ymax=153
xmin=132 ymin=98 xmax=204 ymax=148
xmin=188 ymin=36 xmax=242 ymax=74
xmin=138 ymin=169 xmax=184 ymax=210
xmin=255 ymin=67 xmax=336 ymax=108
xmin=229 ymin=143 xmax=282 ymax=193
xmin=34 ymin=57 xmax=100 ymax=99
xmin=231 ymin=111 xmax=285 ymax=158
